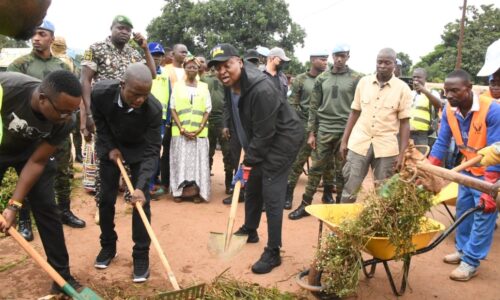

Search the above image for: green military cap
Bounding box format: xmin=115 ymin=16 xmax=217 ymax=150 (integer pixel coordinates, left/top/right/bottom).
xmin=112 ymin=15 xmax=133 ymax=29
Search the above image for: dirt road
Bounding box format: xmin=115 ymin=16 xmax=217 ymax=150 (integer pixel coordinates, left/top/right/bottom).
xmin=1 ymin=151 xmax=499 ymax=299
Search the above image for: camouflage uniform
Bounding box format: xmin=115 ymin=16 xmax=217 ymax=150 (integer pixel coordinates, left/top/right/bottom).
xmin=81 ymin=37 xmax=146 ymax=203
xmin=7 ymin=52 xmax=76 ymax=211
xmin=303 ymin=67 xmax=360 ymax=203
xmin=201 ymin=72 xmax=233 ymax=191
xmin=287 ymin=72 xmax=334 ymax=190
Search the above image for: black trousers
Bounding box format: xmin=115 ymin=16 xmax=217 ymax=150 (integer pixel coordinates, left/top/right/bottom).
xmin=0 ymin=159 xmax=71 ymax=279
xmin=244 ymin=164 xmax=291 ymax=249
xmin=160 ymin=126 xmax=172 ymax=187
xmin=98 ymin=158 xmax=151 ymax=258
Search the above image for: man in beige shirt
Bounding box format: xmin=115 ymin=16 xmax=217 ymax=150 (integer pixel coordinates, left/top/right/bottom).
xmin=339 ymin=48 xmax=411 ymax=203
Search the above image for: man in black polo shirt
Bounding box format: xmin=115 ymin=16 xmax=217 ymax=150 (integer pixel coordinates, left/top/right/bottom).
xmin=264 ymin=47 xmax=290 ymax=98
xmin=91 ymin=63 xmax=162 ymax=283
xmin=0 ymin=70 xmax=83 ymax=295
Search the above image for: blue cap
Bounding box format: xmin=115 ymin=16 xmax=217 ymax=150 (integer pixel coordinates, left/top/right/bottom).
xmin=332 ymin=43 xmax=350 ymax=54
xmin=38 ymin=20 xmax=55 ymax=33
xmin=310 ymin=50 xmax=329 ymax=57
xmin=148 ymin=42 xmax=165 ymax=55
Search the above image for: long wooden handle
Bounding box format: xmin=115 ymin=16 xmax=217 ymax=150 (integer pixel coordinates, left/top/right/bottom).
xmin=417 ymin=161 xmax=497 ymax=195
xmin=1 ymin=214 xmax=67 ymax=288
xmin=224 ymin=150 xmax=246 ymax=252
xmin=116 ymin=159 xmax=181 ymax=291
xmin=451 ymin=155 xmax=483 ymax=172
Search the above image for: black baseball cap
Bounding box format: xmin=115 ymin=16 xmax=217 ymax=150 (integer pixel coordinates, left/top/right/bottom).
xmin=207 ymin=43 xmax=240 ymax=68
xmin=244 ymin=49 xmax=260 ymax=62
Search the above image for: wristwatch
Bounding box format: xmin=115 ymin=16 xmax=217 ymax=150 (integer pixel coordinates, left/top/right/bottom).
xmin=7 ymin=199 xmax=22 ymax=212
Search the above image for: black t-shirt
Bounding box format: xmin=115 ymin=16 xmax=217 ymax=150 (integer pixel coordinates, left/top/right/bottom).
xmin=0 ymin=72 xmax=73 ymax=163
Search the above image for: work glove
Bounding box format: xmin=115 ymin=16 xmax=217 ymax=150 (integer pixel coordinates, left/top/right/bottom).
xmin=478 ymin=144 xmax=500 ymax=167
xmin=479 ymin=171 xmax=500 ymax=213
xmin=232 ymin=164 xmax=252 ymax=188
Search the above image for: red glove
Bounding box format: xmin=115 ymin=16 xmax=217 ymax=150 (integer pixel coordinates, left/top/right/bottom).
xmin=242 ymin=165 xmax=252 ymax=182
xmin=479 ymin=171 xmax=500 ymax=213
xmin=428 ymin=156 xmax=442 ymax=167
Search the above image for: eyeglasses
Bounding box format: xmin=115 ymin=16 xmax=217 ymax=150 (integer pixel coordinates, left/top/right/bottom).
xmin=40 ymin=89 xmax=80 ymax=119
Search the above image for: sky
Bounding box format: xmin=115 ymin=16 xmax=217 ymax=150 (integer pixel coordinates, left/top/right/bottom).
xmin=45 ymin=0 xmax=497 ymax=74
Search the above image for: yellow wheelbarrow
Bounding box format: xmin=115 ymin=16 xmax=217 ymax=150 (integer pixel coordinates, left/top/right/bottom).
xmin=295 ymin=203 xmax=482 ymax=297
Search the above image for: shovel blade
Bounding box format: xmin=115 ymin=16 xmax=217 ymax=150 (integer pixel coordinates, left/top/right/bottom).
xmin=208 ymin=232 xmax=248 ymax=259
xmin=61 ymin=284 xmax=103 ymax=300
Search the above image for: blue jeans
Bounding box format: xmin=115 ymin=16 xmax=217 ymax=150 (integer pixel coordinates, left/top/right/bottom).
xmin=455 ymin=174 xmax=498 ymax=267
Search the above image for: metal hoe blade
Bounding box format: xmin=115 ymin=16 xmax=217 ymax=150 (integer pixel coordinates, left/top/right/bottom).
xmin=156 ymin=283 xmax=206 ymax=300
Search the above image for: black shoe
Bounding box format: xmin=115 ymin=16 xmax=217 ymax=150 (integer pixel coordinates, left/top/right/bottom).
xmin=234 ymin=225 xmax=259 ymax=243
xmin=284 ymin=184 xmax=293 ymax=210
xmin=321 ymin=185 xmax=334 ymax=204
xmin=225 ymin=172 xmax=233 ymax=195
xmin=288 ymin=202 xmax=310 ymax=220
xmin=18 ymin=219 xmax=34 ymax=242
xmin=94 ymin=247 xmax=117 ymax=269
xmin=61 ymin=210 xmax=86 ymax=228
xmin=251 ymin=247 xmax=281 ymax=274
xmin=222 ymin=193 xmax=244 ymax=205
xmin=51 ymin=276 xmax=82 ymax=295
xmin=133 ymin=257 xmax=150 ymax=283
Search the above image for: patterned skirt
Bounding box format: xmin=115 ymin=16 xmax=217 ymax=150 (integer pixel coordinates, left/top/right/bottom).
xmin=170 ymin=136 xmax=211 ymax=201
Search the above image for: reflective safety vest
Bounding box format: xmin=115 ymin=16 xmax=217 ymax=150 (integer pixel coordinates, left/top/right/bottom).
xmin=0 ymin=84 xmax=3 ymax=144
xmin=446 ymin=97 xmax=492 ymax=176
xmin=150 ymin=72 xmax=171 ymax=120
xmin=479 ymin=90 xmax=500 ymax=104
xmin=410 ymin=93 xmax=432 ymax=131
xmin=171 ymin=82 xmax=209 ymax=137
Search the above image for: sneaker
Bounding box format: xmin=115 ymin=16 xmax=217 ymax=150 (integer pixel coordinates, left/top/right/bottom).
xmin=443 ymin=251 xmax=462 ymax=264
xmin=251 ymin=247 xmax=281 ymax=274
xmin=151 ymin=187 xmax=167 ymax=200
xmin=450 ymin=261 xmax=478 ymax=281
xmin=133 ymin=257 xmax=150 ymax=283
xmin=234 ymin=225 xmax=259 ymax=243
xmin=94 ymin=248 xmax=117 ymax=269
xmin=51 ymin=276 xmax=82 ymax=295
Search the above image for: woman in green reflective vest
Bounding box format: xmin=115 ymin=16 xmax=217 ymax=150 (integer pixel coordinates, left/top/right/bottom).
xmin=170 ymin=56 xmax=212 ymax=202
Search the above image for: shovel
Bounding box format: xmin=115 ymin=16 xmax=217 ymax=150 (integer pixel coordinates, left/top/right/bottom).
xmin=208 ymin=152 xmax=248 ymax=259
xmin=0 ymin=214 xmax=102 ymax=300
xmin=116 ymin=159 xmax=205 ymax=300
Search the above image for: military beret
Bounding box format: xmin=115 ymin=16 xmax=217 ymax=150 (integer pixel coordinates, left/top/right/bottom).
xmin=38 ymin=20 xmax=55 ymax=33
xmin=112 ymin=15 xmax=133 ymax=29
xmin=332 ymin=43 xmax=350 ymax=54
xmin=310 ymin=50 xmax=329 ymax=57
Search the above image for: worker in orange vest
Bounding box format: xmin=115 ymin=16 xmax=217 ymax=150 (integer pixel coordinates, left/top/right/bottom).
xmin=428 ymin=69 xmax=500 ymax=282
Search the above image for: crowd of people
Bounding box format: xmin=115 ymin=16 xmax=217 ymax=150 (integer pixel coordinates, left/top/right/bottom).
xmin=0 ymin=3 xmax=499 ymax=297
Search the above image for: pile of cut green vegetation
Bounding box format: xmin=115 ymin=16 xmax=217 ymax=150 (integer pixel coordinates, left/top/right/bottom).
xmin=316 ymin=175 xmax=436 ymax=297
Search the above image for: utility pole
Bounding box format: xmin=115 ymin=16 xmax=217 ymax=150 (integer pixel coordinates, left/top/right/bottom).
xmin=455 ymin=0 xmax=467 ymax=69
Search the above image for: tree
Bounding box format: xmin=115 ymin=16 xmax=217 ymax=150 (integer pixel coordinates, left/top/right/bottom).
xmin=147 ymin=0 xmax=306 ymax=57
xmin=396 ymin=52 xmax=412 ymax=77
xmin=0 ymin=36 xmax=28 ymax=49
xmin=414 ymin=4 xmax=500 ymax=83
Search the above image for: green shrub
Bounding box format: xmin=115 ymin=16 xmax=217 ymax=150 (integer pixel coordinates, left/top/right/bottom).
xmin=0 ymin=168 xmax=18 ymax=211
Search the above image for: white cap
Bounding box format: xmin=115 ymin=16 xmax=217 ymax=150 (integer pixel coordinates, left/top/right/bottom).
xmin=478 ymin=39 xmax=500 ymax=77
xmin=256 ymin=46 xmax=270 ymax=57
xmin=268 ymin=47 xmax=290 ymax=61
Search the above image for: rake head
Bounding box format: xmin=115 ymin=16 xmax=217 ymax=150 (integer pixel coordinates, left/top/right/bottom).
xmin=156 ymin=283 xmax=206 ymax=300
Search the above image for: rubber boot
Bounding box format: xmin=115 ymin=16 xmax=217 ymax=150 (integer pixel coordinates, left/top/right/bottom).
xmin=288 ymin=195 xmax=312 ymax=220
xmin=284 ymin=184 xmax=293 ymax=210
xmin=225 ymin=171 xmax=233 ymax=195
xmin=18 ymin=207 xmax=34 ymax=241
xmin=321 ymin=185 xmax=334 ymax=204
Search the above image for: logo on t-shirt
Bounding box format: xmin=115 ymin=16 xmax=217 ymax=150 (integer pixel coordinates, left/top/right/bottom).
xmin=7 ymin=112 xmax=48 ymax=139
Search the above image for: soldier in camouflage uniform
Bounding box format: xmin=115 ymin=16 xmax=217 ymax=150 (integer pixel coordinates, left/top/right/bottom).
xmin=79 ymin=15 xmax=156 ymax=221
xmin=289 ymin=44 xmax=360 ymax=220
xmin=285 ymin=51 xmax=333 ymax=210
xmin=7 ymin=20 xmax=86 ymax=240
xmin=201 ymin=69 xmax=234 ymax=194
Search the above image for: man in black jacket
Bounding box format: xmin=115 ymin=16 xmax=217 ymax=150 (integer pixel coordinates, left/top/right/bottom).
xmin=91 ymin=63 xmax=162 ymax=283
xmin=208 ymin=44 xmax=303 ymax=274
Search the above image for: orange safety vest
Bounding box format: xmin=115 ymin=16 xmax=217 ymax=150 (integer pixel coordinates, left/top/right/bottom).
xmin=446 ymin=97 xmax=493 ymax=176
xmin=479 ymin=90 xmax=500 ymax=104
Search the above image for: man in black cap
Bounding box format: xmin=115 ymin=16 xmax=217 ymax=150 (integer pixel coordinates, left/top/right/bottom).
xmin=208 ymin=43 xmax=303 ymax=274
xmin=244 ymin=49 xmax=260 ymax=67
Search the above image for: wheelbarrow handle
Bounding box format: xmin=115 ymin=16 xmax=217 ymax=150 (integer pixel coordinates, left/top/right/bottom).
xmin=116 ymin=159 xmax=181 ymax=291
